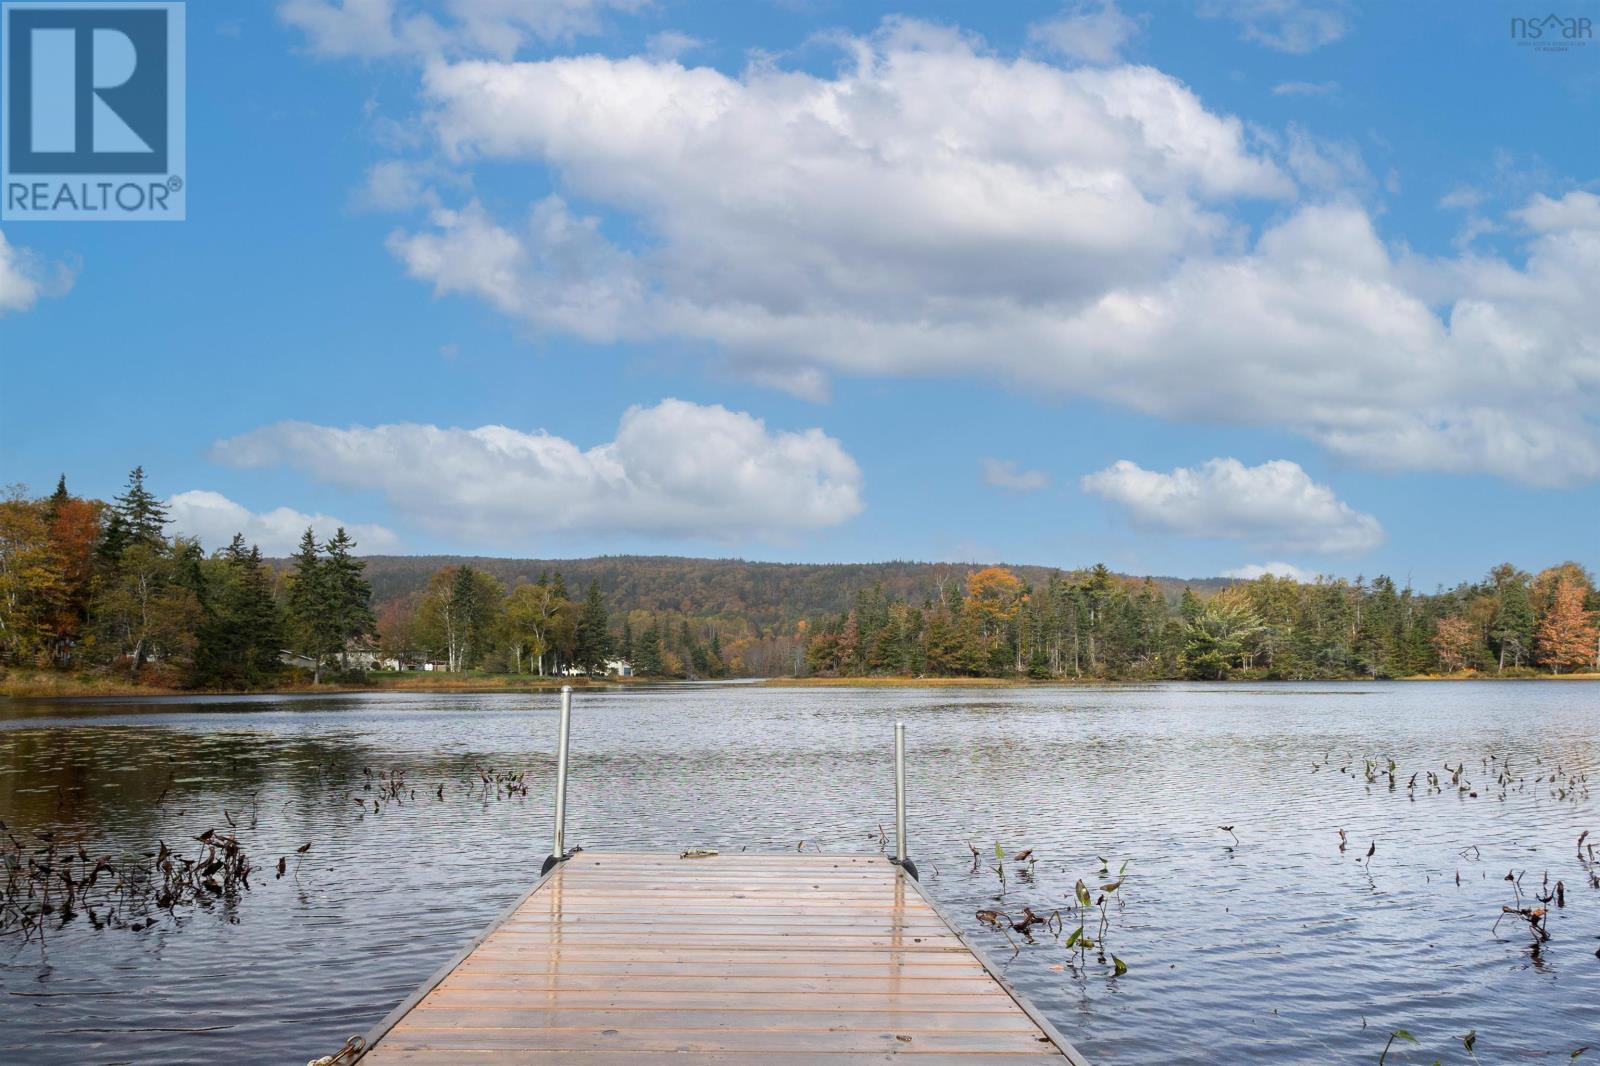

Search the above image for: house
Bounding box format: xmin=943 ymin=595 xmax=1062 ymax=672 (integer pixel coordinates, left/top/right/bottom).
xmin=557 ymin=659 xmax=634 ymax=677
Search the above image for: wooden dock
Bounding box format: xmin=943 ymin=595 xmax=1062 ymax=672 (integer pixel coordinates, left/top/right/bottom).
xmin=357 ymin=851 xmax=1088 ymax=1064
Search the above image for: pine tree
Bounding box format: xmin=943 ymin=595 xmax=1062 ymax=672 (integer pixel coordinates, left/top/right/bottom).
xmin=1179 ymin=587 xmax=1202 ymax=623
xmin=573 ymin=581 xmax=612 ymax=674
xmin=193 ymin=535 xmax=285 ymax=687
xmin=45 ymin=475 xmax=69 ymax=522
xmin=113 ymin=466 xmax=168 ymax=547
xmin=1490 ymin=568 xmax=1535 ymax=671
xmin=323 ymin=527 xmax=375 ymax=669
xmin=236 ymin=543 xmax=285 ymax=683
xmin=453 ymin=566 xmax=482 ymax=670
xmin=634 ymin=621 xmax=665 ymax=676
xmin=285 ymin=528 xmax=338 ymax=683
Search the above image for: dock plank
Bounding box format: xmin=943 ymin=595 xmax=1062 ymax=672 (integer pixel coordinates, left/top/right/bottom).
xmin=357 ymin=853 xmax=1086 ymax=1064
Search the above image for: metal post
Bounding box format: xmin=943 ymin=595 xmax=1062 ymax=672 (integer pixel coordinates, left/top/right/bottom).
xmin=893 ymin=721 xmax=918 ymax=880
xmin=541 ymin=685 xmax=573 ymax=875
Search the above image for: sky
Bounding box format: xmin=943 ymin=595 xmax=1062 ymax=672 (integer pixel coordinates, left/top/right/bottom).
xmin=2 ymin=0 xmax=1598 ymax=588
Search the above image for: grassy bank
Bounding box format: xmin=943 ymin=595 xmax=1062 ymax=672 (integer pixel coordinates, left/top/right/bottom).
xmin=1401 ymin=669 xmax=1600 ymax=681
xmin=770 ymin=672 xmax=1600 ymax=687
xmin=0 ymin=669 xmax=637 ymax=700
xmin=10 ymin=668 xmax=1598 ymax=699
xmin=760 ymin=676 xmax=1090 ymax=688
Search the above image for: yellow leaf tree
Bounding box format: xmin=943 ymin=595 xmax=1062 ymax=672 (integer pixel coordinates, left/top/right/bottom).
xmin=1535 ymin=578 xmax=1598 ymax=674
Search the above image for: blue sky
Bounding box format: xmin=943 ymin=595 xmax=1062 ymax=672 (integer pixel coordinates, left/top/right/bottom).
xmin=2 ymin=0 xmax=1597 ymax=588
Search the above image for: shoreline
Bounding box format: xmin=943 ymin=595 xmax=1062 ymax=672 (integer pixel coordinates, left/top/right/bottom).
xmin=766 ymin=672 xmax=1600 ymax=687
xmin=5 ymin=668 xmax=1597 ymax=700
xmin=0 ymin=670 xmax=635 ymax=700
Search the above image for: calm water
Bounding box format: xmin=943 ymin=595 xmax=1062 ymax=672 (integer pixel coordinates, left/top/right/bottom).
xmin=1 ymin=682 xmax=1597 ymax=1065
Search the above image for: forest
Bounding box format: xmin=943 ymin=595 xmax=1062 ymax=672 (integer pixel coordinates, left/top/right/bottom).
xmin=1 ymin=469 xmax=1597 ymax=688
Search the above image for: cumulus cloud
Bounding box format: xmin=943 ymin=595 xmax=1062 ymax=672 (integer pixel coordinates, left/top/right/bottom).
xmin=0 ymin=230 xmax=74 ymax=314
xmin=981 ymin=458 xmax=1050 ymax=493
xmin=280 ymin=0 xmax=644 ymax=59
xmin=1222 ymin=561 xmax=1319 ymax=582
xmin=166 ymin=490 xmax=401 ymax=556
xmin=210 ymin=399 xmax=863 ymax=544
xmin=1198 ymin=0 xmax=1352 ymax=53
xmin=1027 ymin=2 xmax=1144 ymax=65
xmin=313 ymin=20 xmax=1600 ymax=487
xmin=1081 ymin=458 xmax=1384 ymax=554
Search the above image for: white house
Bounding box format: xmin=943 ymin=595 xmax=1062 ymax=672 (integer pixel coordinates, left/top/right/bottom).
xmin=558 ymin=659 xmax=634 ymax=677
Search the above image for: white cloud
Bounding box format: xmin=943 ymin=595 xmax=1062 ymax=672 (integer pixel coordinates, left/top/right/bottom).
xmin=387 ymin=197 xmax=644 ymax=341
xmin=280 ymin=0 xmax=645 ymax=59
xmin=1514 ymin=190 xmax=1600 ymax=233
xmin=0 ymin=230 xmax=74 ymax=315
xmin=1223 ymin=561 xmax=1318 ymax=582
xmin=1027 ymin=2 xmax=1144 ymax=65
xmin=981 ymin=458 xmax=1050 ymax=493
xmin=166 ymin=490 xmax=401 ymax=556
xmin=1271 ymin=79 xmax=1338 ymax=96
xmin=210 ymin=399 xmax=864 ymax=544
xmin=645 ymin=30 xmax=704 ymax=61
xmin=1282 ymin=124 xmax=1370 ymax=193
xmin=400 ymin=23 xmax=1291 ymax=387
xmin=354 ymin=158 xmax=469 ymax=211
xmin=1081 ymin=458 xmax=1384 ymax=554
xmin=1438 ymin=185 xmax=1483 ymax=211
xmin=327 ymin=21 xmax=1600 ymax=487
xmin=1198 ymin=0 xmax=1352 ymax=53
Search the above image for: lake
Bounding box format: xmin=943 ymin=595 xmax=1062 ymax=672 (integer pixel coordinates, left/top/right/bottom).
xmin=1 ymin=681 xmax=1597 ymax=1065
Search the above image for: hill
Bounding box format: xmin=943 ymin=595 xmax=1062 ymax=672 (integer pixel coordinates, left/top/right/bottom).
xmin=340 ymin=554 xmax=1234 ymax=628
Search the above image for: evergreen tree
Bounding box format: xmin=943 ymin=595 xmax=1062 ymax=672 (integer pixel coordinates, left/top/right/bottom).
xmin=573 ymin=581 xmax=612 ymax=674
xmin=235 ymin=543 xmax=285 ymax=683
xmin=95 ymin=510 xmax=130 ymax=570
xmin=193 ymin=535 xmax=285 ymax=687
xmin=1179 ymin=587 xmax=1202 ymax=623
xmin=1490 ymin=567 xmax=1536 ymax=670
xmin=634 ymin=621 xmax=665 ymax=676
xmin=426 ymin=565 xmax=503 ymax=671
xmin=45 ymin=475 xmax=69 ymax=522
xmin=285 ymin=528 xmax=339 ymax=683
xmin=707 ymin=628 xmax=726 ymax=677
xmin=323 ymin=527 xmax=376 ymax=669
xmin=113 ymin=466 xmax=168 ymax=547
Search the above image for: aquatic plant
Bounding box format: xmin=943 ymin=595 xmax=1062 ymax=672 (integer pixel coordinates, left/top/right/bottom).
xmin=1378 ymin=1028 xmax=1417 ymax=1064
xmin=1 ymin=819 xmax=255 ymax=942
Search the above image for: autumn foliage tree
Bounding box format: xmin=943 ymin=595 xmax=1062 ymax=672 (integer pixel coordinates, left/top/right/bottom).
xmin=1430 ymin=615 xmax=1476 ymax=674
xmin=1535 ymin=578 xmax=1598 ymax=674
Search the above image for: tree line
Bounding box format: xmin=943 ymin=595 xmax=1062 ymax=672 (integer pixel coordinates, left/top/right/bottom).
xmin=4 ymin=471 xmax=1597 ymax=685
xmin=375 ymin=563 xmax=730 ymax=679
xmin=0 ymin=470 xmax=374 ymax=687
xmin=803 ymin=564 xmax=1600 ymax=681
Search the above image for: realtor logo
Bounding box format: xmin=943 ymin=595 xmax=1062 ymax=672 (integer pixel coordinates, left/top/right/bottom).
xmin=2 ymin=2 xmax=185 ymax=220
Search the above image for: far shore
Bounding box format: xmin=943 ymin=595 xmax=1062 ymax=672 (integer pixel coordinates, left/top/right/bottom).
xmin=767 ymin=672 xmax=1600 ymax=688
xmin=4 ymin=667 xmax=1597 ymax=700
xmin=0 ymin=670 xmax=637 ymax=700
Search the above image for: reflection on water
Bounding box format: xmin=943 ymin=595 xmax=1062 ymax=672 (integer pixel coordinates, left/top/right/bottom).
xmin=1 ymin=682 xmax=1597 ymax=1064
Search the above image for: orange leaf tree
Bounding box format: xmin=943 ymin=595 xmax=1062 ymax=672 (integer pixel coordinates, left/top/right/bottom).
xmin=1535 ymin=577 xmax=1598 ymax=674
xmin=1430 ymin=615 xmax=1476 ymax=673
